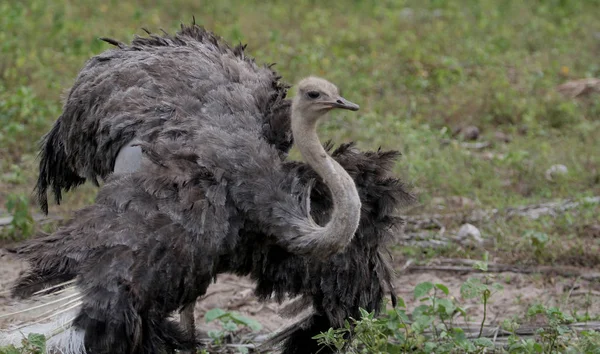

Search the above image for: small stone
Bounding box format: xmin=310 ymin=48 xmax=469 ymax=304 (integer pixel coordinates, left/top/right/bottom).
xmin=447 ymin=196 xmax=476 ymax=208
xmin=456 ymin=223 xmax=483 ymax=245
xmin=460 ymin=126 xmax=480 ymax=141
xmin=431 ymin=197 xmax=447 ymax=210
xmin=545 ymin=164 xmax=568 ymax=181
xmin=0 ymin=216 xmax=13 ymax=226
xmin=494 ymin=131 xmax=512 ymax=143
xmin=431 ymin=197 xmax=446 ymax=206
xmin=481 ymin=152 xmax=505 ymax=161
xmin=460 ymin=141 xmax=491 ymax=150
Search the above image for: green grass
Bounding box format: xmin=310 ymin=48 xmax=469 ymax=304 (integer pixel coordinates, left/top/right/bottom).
xmin=0 ymin=0 xmax=598 ymax=251
xmin=2 ymin=0 xmax=599 ymax=203
xmin=1 ymin=0 xmax=599 ymax=258
xmin=0 ymin=0 xmax=599 ymax=350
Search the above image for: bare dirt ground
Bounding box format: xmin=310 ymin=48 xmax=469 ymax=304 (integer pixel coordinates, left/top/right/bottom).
xmin=2 ymin=249 xmax=598 ymax=338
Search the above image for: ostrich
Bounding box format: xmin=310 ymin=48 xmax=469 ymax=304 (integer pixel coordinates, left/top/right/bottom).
xmin=1 ymin=76 xmax=412 ymax=354
xmin=8 ymin=24 xmax=414 ymax=352
xmin=29 ymin=23 xmax=410 ymax=349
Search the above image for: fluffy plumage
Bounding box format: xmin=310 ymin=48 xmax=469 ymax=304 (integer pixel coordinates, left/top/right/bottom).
xmin=36 ymin=22 xmax=292 ymax=214
xmin=7 ymin=141 xmax=412 ymax=353
xmin=5 ymin=23 xmax=415 ymax=353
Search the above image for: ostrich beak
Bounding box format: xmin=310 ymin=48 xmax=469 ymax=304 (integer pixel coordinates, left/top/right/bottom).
xmin=332 ymin=96 xmax=360 ymax=111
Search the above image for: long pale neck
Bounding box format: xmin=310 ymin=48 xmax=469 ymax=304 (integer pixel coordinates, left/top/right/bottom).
xmin=291 ymin=107 xmax=361 ymax=252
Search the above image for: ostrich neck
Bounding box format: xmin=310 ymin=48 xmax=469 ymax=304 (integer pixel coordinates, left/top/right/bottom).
xmin=291 ymin=108 xmax=361 ymax=249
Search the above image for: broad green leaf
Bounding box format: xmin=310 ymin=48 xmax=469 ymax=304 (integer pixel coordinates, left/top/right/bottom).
xmin=423 ymin=341 xmax=437 ymax=353
xmin=473 ymin=337 xmax=494 ymax=347
xmin=230 ymin=312 xmax=262 ymax=331
xmin=207 ymin=330 xmax=223 ymax=341
xmin=204 ymin=308 xmax=227 ymax=323
xmin=412 ymin=304 xmax=430 ymax=319
xmin=414 ymin=281 xmax=434 ymax=299
xmin=460 ymin=277 xmax=487 ymax=299
xmin=471 ymin=252 xmax=490 ymax=271
xmin=396 ymin=309 xmax=410 ymax=323
xmin=436 ymin=298 xmax=456 ymax=317
xmin=527 ymin=303 xmax=546 ymax=317
xmin=435 ymin=283 xmax=449 ymax=295
xmin=222 ymin=320 xmax=238 ymax=332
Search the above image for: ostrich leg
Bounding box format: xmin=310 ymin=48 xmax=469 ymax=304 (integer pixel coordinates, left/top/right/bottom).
xmin=115 ymin=141 xmax=198 ymax=350
xmin=180 ymin=301 xmax=197 ymax=354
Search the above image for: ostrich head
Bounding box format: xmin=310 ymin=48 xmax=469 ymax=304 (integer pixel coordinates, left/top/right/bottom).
xmin=292 ymin=77 xmax=359 ymax=123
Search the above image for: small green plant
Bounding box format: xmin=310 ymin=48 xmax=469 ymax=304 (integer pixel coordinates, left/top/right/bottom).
xmin=314 ymin=279 xmax=597 ymax=353
xmin=313 ymin=306 xmax=411 ymax=353
xmin=528 ymin=304 xmax=574 ymax=353
xmin=0 ymin=164 xmax=26 ymax=185
xmin=566 ymin=330 xmax=600 ymax=354
xmin=460 ymin=252 xmax=504 ymax=338
xmin=313 ymin=253 xmax=600 ymax=353
xmin=3 ymin=193 xmax=34 ymax=240
xmin=203 ymin=308 xmax=262 ymax=354
xmin=505 ymin=303 xmax=585 ymax=353
xmin=313 ymin=278 xmax=496 ymax=353
xmin=524 ymin=230 xmax=550 ymax=260
xmin=0 ymin=333 xmax=46 ymax=354
xmin=539 ymin=94 xmax=582 ymax=129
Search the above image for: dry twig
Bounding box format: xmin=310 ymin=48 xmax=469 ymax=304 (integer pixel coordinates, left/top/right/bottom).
xmin=406 ymin=258 xmax=600 ymax=281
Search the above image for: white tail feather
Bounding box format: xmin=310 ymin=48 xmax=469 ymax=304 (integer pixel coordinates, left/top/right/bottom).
xmin=0 ymin=292 xmax=81 ymax=319
xmin=32 ymin=280 xmax=77 ymax=296
xmin=0 ymin=285 xmax=86 ymax=354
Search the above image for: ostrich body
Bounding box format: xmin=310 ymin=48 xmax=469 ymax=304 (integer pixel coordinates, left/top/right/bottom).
xmin=32 ymin=24 xmax=366 ymax=342
xmin=1 ymin=74 xmax=412 ymax=353
xmin=3 ymin=25 xmax=415 ymax=353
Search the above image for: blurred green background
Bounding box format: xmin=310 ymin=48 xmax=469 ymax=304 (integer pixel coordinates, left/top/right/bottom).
xmin=0 ymin=0 xmax=599 ymax=264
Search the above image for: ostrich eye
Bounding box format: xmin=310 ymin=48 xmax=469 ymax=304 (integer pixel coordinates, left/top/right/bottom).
xmin=306 ymin=91 xmax=321 ymax=99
